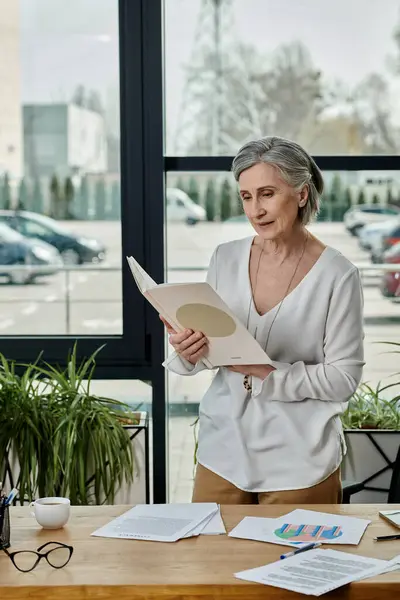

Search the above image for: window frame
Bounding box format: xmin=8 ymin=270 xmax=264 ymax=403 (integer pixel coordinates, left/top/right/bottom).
xmin=3 ymin=0 xmax=400 ymax=503
xmin=0 ymin=0 xmax=165 ymax=382
xmin=0 ymin=0 xmax=167 ymax=502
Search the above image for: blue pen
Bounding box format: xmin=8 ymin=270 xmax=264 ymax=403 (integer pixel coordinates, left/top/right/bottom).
xmin=5 ymin=488 xmax=18 ymax=506
xmin=280 ymin=541 xmax=322 ymax=559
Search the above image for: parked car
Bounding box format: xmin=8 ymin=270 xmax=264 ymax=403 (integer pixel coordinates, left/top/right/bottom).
xmin=358 ymin=218 xmax=400 ymax=251
xmin=0 ymin=222 xmax=62 ymax=284
xmin=0 ymin=210 xmax=106 ymax=264
xmin=371 ymin=222 xmax=400 ymax=264
xmin=344 ymin=204 xmax=400 ymax=236
xmin=166 ymin=188 xmax=206 ymax=225
xmin=379 ymin=242 xmax=400 ymax=298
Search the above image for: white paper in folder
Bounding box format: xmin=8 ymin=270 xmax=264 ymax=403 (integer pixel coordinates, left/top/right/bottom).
xmin=91 ymin=503 xmax=222 ymax=543
xmin=126 ymin=255 xmax=272 ymax=367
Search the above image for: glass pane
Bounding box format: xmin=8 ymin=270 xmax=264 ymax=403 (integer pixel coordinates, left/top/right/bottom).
xmin=165 ymin=0 xmax=400 ymax=155
xmin=0 ymin=0 xmax=121 ymax=335
xmin=85 ymin=379 xmax=152 ymax=504
xmin=165 ymin=170 xmax=400 ymax=502
xmin=2 ymin=379 xmax=152 ymax=504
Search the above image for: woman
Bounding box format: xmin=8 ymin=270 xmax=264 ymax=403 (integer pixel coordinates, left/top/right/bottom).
xmin=162 ymin=136 xmax=364 ymax=504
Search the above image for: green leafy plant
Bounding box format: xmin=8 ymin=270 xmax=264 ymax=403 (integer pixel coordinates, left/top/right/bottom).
xmin=342 ymin=341 xmax=400 ymax=430
xmin=0 ymin=344 xmax=139 ymax=505
xmin=341 ymin=383 xmax=400 ymax=430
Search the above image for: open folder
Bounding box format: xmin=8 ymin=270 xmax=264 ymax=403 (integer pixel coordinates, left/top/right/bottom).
xmin=126 ymin=255 xmax=271 ymax=367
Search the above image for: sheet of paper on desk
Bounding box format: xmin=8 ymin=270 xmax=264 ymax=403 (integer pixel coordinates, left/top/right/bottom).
xmin=353 ymin=554 xmax=400 ymax=581
xmin=184 ymin=505 xmax=226 ymax=537
xmin=274 ymin=509 xmax=371 ymax=546
xmin=228 ymin=516 xmax=277 ymax=543
xmin=234 ymin=548 xmax=392 ymax=596
xmin=201 ymin=506 xmax=226 ymax=535
xmin=91 ymin=503 xmax=219 ymax=543
xmin=229 ymin=509 xmax=370 ymax=547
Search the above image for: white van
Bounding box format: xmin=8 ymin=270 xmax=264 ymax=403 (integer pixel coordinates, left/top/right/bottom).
xmin=166 ymin=188 xmax=206 ymax=225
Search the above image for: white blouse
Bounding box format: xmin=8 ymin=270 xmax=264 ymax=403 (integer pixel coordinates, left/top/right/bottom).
xmin=163 ymin=236 xmax=365 ymax=492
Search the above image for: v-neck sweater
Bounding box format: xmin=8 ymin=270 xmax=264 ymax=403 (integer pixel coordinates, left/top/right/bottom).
xmin=163 ymin=236 xmax=365 ymax=492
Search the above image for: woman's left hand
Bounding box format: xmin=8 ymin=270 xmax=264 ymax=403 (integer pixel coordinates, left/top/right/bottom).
xmin=226 ymin=364 xmax=276 ymax=379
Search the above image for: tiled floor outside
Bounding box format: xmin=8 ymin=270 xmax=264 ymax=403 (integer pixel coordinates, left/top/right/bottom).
xmin=169 ymin=416 xmax=197 ymax=502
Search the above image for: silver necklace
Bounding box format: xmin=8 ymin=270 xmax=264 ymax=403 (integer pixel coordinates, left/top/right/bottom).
xmin=243 ymin=232 xmax=309 ymax=392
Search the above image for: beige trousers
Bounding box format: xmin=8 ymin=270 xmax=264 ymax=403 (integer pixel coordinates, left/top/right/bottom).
xmin=192 ymin=463 xmax=342 ymax=505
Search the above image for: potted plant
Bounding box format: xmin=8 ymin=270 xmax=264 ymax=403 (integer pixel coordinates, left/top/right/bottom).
xmin=341 ymin=342 xmax=400 ymax=502
xmin=0 ymin=344 xmax=148 ymax=505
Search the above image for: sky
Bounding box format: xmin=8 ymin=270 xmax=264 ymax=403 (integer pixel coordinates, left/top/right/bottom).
xmin=17 ymin=0 xmax=400 ymax=148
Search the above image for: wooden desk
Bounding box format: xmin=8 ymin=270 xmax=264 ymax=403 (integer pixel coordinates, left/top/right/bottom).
xmin=2 ymin=504 xmax=400 ymax=599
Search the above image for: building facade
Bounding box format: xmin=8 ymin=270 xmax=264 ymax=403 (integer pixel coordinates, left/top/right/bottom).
xmin=0 ymin=0 xmax=22 ymax=179
xmin=23 ymin=103 xmax=108 ymax=179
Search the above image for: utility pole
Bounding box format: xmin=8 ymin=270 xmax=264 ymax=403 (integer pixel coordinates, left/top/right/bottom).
xmin=173 ymin=0 xmax=235 ymax=155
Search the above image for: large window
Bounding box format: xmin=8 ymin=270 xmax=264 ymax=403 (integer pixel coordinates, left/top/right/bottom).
xmin=165 ymin=169 xmax=400 ymax=502
xmin=0 ymin=0 xmax=161 ymax=376
xmin=165 ymin=0 xmax=400 ymax=156
xmin=0 ymin=0 xmax=122 ymax=336
xmin=164 ymin=0 xmax=400 ymax=502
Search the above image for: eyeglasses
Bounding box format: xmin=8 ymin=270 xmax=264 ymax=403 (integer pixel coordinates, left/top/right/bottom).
xmin=2 ymin=541 xmax=73 ymax=573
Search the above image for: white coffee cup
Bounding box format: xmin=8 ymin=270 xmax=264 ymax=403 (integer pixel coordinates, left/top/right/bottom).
xmin=30 ymin=497 xmax=70 ymax=529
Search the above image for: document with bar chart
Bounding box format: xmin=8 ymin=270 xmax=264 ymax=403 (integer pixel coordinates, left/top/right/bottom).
xmin=229 ymin=509 xmax=370 ymax=548
xmin=274 ymin=522 xmax=343 ymax=543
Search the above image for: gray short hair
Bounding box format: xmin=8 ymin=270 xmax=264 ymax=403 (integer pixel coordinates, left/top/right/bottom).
xmin=231 ymin=136 xmax=324 ymax=225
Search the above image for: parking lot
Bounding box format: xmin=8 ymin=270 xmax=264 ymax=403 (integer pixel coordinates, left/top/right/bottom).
xmin=0 ymin=219 xmax=399 ymax=388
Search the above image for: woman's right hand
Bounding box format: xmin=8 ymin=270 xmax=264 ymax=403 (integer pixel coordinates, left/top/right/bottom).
xmin=159 ymin=315 xmax=208 ymax=365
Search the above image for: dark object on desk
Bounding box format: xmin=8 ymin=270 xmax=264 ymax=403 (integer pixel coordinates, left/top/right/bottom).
xmin=0 ymin=500 xmax=10 ymax=549
xmin=374 ymin=533 xmax=400 ymax=542
xmin=342 ymin=442 xmax=400 ymax=503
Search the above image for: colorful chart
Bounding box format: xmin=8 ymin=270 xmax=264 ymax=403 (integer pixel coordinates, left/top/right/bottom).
xmin=274 ymin=523 xmax=343 ymax=544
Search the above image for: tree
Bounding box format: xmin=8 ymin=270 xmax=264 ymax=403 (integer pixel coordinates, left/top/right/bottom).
xmin=316 ymin=199 xmax=329 ymax=222
xmin=110 ymin=180 xmax=121 ymax=220
xmin=348 ymin=16 xmax=400 ymax=155
xmin=353 ymin=74 xmax=398 ymax=154
xmin=17 ymin=177 xmax=29 ymax=211
xmin=204 ymin=178 xmax=217 ymax=222
xmin=233 ymin=188 xmax=243 ymax=217
xmin=343 ymin=187 xmax=352 ymax=212
xmin=372 ymin=193 xmax=380 ymax=205
xmin=329 ymin=174 xmax=344 ymax=221
xmin=179 ymin=40 xmax=325 ymax=155
xmin=79 ymin=176 xmax=90 ymax=220
xmin=387 ymin=187 xmax=394 ymax=206
xmin=357 ymin=189 xmax=366 ymax=205
xmin=94 ymin=178 xmax=107 ymax=220
xmin=187 ymin=176 xmax=201 ymax=205
xmin=87 ymin=90 xmax=103 ymax=114
xmin=219 ymin=178 xmax=232 ymax=221
xmin=252 ymin=42 xmax=323 ymax=143
xmin=330 ymin=174 xmax=343 ymax=202
xmin=31 ymin=177 xmax=43 ymax=214
xmin=64 ymin=177 xmax=75 ymax=219
xmin=49 ymin=174 xmax=61 ymax=218
xmin=72 ymin=84 xmax=86 ymax=107
xmin=2 ymin=173 xmax=12 ymax=210
xmin=174 ymin=176 xmax=187 ymax=194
